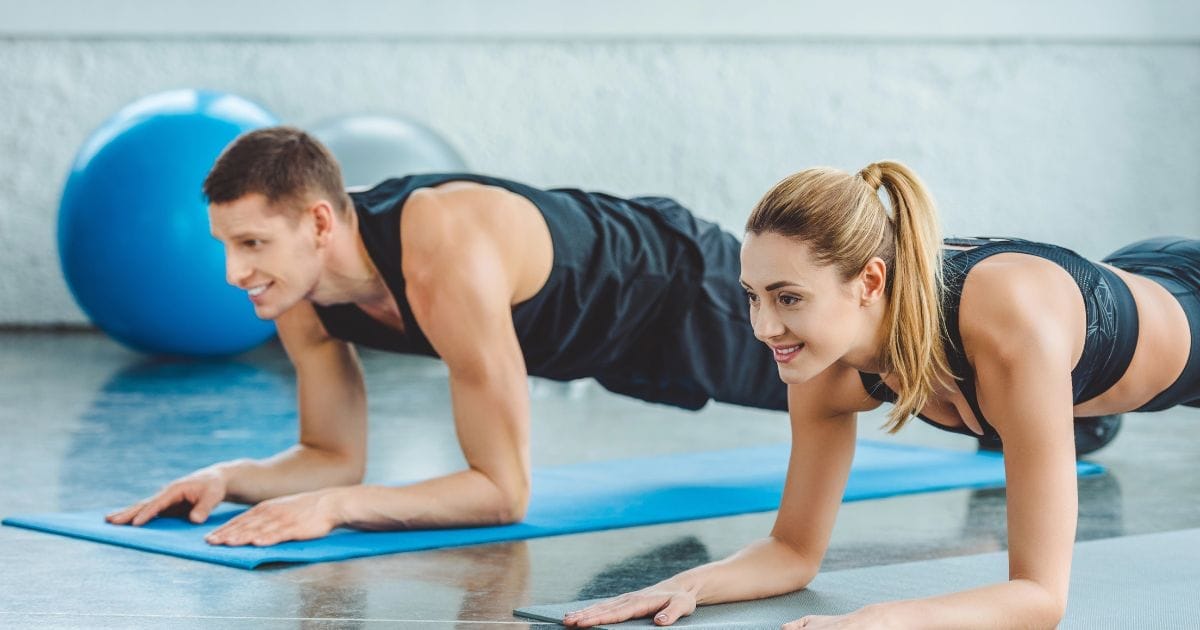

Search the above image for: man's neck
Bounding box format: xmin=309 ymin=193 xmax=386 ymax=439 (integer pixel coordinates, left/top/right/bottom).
xmin=311 ymin=217 xmax=391 ymax=307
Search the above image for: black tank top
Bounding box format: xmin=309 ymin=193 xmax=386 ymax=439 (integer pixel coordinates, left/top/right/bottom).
xmin=859 ymin=237 xmax=1138 ymax=439
xmin=312 ymin=173 xmax=710 ymax=403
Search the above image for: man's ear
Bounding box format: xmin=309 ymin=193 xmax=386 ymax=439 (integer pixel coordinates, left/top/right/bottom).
xmin=859 ymin=257 xmax=888 ymax=305
xmin=310 ymin=200 xmax=336 ymax=245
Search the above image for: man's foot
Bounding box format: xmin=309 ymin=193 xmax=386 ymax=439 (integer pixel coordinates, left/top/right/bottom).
xmin=977 ymin=430 xmax=1003 ymax=453
xmin=977 ymin=414 xmax=1123 ymax=457
xmin=1073 ymin=414 xmax=1123 ymax=456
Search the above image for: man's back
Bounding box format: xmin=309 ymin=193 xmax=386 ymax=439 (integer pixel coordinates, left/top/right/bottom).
xmin=315 ymin=174 xmax=721 ymax=408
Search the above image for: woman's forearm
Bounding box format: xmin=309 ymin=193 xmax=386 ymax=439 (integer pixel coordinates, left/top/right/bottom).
xmin=676 ymin=536 xmax=820 ymax=606
xmin=883 ymin=579 xmax=1065 ymax=629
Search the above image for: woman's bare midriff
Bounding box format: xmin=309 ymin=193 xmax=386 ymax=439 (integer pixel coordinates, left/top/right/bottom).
xmin=1072 ymin=264 xmax=1190 ymax=416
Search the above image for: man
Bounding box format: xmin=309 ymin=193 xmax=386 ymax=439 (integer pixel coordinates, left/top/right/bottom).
xmin=105 ymin=126 xmax=787 ymax=545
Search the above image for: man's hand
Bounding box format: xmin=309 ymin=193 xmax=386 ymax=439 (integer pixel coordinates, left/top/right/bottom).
xmin=204 ymin=488 xmax=343 ymax=547
xmin=106 ymin=467 xmax=229 ymax=526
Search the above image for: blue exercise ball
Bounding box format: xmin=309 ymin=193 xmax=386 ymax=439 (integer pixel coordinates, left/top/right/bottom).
xmin=58 ymin=89 xmax=279 ymax=357
xmin=310 ymin=114 xmax=468 ymax=189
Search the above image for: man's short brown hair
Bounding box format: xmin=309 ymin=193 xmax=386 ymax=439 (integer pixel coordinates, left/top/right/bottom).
xmin=203 ymin=126 xmax=351 ymax=215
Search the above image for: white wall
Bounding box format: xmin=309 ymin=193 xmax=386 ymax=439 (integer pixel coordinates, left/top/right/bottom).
xmin=1 ymin=1 xmax=1197 ymax=325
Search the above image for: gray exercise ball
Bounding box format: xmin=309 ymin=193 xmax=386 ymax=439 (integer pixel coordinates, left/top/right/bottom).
xmin=309 ymin=114 xmax=468 ymax=189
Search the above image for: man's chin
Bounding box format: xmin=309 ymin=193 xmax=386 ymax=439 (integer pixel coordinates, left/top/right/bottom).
xmin=252 ymin=304 xmax=282 ymax=321
xmin=253 ymin=294 xmax=305 ymax=321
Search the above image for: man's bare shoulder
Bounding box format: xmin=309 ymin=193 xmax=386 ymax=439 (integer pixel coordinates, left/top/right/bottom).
xmin=274 ymin=300 xmax=335 ymax=352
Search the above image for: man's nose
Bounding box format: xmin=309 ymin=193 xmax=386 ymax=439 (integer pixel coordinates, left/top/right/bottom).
xmin=225 ymin=256 xmax=250 ymax=287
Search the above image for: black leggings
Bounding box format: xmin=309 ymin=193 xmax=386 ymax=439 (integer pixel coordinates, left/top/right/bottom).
xmin=1104 ymin=237 xmax=1200 ymax=411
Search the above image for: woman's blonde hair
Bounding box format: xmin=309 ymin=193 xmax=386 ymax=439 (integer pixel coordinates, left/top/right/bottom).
xmin=745 ymin=161 xmax=954 ymax=431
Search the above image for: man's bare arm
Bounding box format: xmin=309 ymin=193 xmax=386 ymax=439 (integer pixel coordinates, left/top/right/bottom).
xmin=201 ymin=185 xmax=540 ymax=545
xmin=108 ymin=300 xmax=368 ymax=527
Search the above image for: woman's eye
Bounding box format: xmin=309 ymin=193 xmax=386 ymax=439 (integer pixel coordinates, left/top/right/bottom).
xmin=243 ymin=239 xmax=262 ymax=249
xmin=779 ymin=294 xmax=801 ymax=306
xmin=745 ymin=292 xmax=760 ymax=305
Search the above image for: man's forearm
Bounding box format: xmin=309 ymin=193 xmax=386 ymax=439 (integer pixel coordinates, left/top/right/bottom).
xmin=217 ymin=444 xmax=365 ymax=504
xmin=332 ymin=467 xmax=525 ymax=531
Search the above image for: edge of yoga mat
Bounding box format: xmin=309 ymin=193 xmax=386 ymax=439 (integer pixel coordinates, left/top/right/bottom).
xmin=513 ymin=528 xmax=1200 ymax=629
xmin=2 ymin=441 xmax=1104 ymax=570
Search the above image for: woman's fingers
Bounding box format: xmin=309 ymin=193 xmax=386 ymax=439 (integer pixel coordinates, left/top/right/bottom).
xmin=564 ymin=592 xmax=692 ymax=628
xmin=652 ymin=595 xmax=696 ymax=626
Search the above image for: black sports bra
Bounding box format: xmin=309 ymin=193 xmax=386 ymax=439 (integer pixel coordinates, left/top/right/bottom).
xmin=859 ymin=237 xmax=1138 ymax=439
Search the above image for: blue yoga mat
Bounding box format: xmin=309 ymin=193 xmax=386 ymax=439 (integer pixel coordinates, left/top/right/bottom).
xmin=3 ymin=441 xmax=1103 ymax=569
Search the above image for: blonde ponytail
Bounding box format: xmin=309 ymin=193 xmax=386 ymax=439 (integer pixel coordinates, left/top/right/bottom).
xmin=870 ymin=162 xmax=953 ymax=430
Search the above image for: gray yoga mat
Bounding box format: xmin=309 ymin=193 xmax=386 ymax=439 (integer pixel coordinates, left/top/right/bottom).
xmin=515 ymin=528 xmax=1200 ymax=628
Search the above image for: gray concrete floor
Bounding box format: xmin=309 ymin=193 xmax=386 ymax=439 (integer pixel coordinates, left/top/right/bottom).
xmin=1 ymin=330 xmax=1198 ymax=629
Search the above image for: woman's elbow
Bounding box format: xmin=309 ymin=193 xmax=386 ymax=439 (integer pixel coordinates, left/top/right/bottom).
xmin=1043 ymin=597 xmax=1068 ymax=628
xmin=769 ymin=536 xmax=822 ymax=589
xmin=1020 ymin=579 xmax=1068 ymax=628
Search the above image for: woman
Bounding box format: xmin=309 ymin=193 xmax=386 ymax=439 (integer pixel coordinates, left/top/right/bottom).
xmin=563 ymin=161 xmax=1198 ymax=628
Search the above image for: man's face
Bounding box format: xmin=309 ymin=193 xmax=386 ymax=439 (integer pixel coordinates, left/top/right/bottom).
xmin=209 ymin=193 xmax=323 ymax=320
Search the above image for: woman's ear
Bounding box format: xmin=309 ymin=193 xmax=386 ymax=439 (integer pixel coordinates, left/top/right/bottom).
xmin=859 ymin=257 xmax=888 ymax=305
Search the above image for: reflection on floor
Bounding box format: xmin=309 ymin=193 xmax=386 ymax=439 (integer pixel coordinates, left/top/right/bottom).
xmin=1 ymin=331 xmax=1197 ymax=628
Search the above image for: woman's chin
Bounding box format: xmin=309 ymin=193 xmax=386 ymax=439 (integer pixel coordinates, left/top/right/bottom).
xmin=776 ymin=363 xmax=815 ymax=385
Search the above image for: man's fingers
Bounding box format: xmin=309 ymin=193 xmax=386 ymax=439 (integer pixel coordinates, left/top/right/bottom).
xmin=242 ymin=519 xmax=286 ymax=546
xmin=105 ymin=502 xmax=146 ymax=524
xmin=224 ymin=522 xmax=283 ymax=547
xmin=107 ymin=476 xmax=224 ymax=527
xmin=208 ymin=508 xmax=274 ymax=546
xmin=130 ymin=488 xmax=184 ymax=526
xmin=189 ymin=487 xmax=223 ymax=523
xmin=250 ymin=525 xmax=291 ymax=547
xmin=204 ymin=511 xmax=244 ymax=543
xmin=206 ymin=518 xmax=249 ymax=545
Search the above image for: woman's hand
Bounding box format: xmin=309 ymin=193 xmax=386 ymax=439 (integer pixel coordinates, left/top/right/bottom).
xmin=562 ymin=580 xmax=698 ymax=627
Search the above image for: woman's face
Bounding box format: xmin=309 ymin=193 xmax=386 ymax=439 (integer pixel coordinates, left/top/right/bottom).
xmin=740 ymin=232 xmax=884 ymax=384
